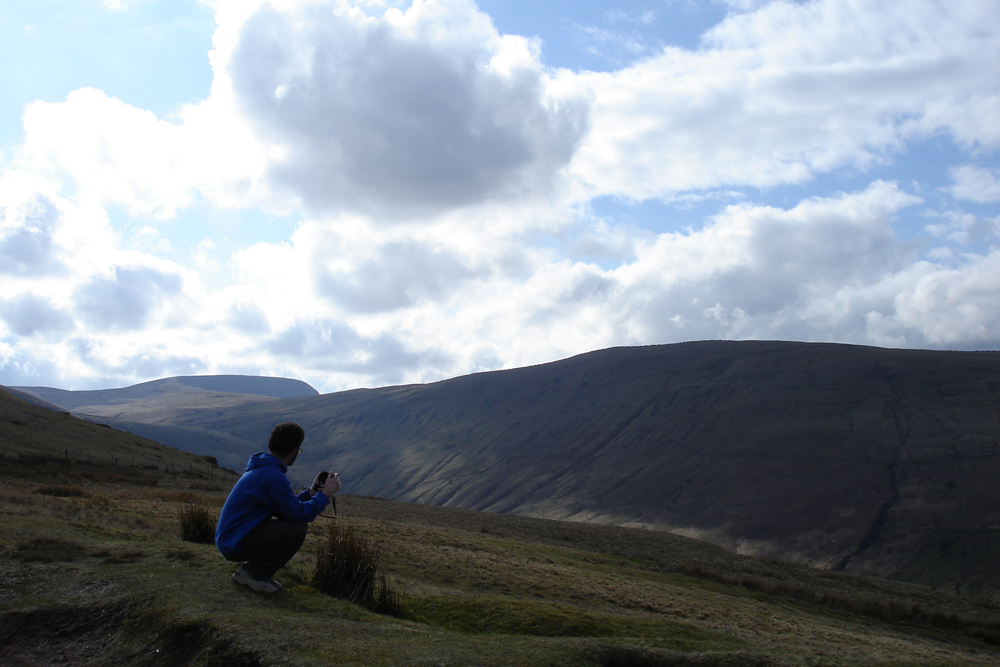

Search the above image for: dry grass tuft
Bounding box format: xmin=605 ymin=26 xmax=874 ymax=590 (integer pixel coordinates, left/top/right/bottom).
xmin=179 ymin=504 xmax=216 ymax=544
xmin=35 ymin=484 xmax=89 ymax=498
xmin=313 ymin=521 xmax=404 ymax=617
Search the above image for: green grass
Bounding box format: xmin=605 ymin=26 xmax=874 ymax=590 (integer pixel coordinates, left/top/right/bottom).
xmin=3 ymin=462 xmax=1000 ymax=667
xmin=405 ymin=593 xmax=737 ymax=651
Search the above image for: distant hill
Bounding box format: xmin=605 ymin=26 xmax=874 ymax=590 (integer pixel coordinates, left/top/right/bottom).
xmin=15 ymin=374 xmax=318 ymax=413
xmin=14 ymin=341 xmax=1000 ymax=596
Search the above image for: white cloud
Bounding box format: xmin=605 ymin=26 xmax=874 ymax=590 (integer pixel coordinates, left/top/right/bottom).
xmin=950 ymin=165 xmax=1000 ymax=203
xmin=100 ymin=0 xmax=149 ymax=9
xmin=891 ymin=252 xmax=1000 ymax=345
xmin=0 ymin=181 xmax=64 ymax=277
xmin=13 ymin=0 xmax=588 ymax=223
xmin=566 ymin=0 xmax=1000 ymax=201
xmin=21 ymin=0 xmax=997 ymax=221
xmin=222 ymin=0 xmax=589 ymax=216
xmin=128 ymin=226 xmax=174 ymax=254
xmin=2 ymin=0 xmax=1000 ymax=392
xmin=607 ymin=181 xmax=923 ymax=343
xmin=17 ymin=87 xmax=271 ymax=219
xmin=0 ymin=294 xmax=74 ymax=338
xmin=925 ymin=210 xmax=1000 ymax=246
xmin=74 ymin=265 xmax=184 ymax=331
xmin=20 ymin=89 xmax=193 ymax=219
xmin=210 ymin=180 xmax=1000 ymax=389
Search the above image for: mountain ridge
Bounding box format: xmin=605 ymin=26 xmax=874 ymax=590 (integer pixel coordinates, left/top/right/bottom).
xmin=15 ymin=374 xmax=318 ymax=412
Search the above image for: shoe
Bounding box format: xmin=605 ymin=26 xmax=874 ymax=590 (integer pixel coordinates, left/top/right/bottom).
xmin=232 ymin=565 xmax=279 ymax=594
xmin=267 ymin=578 xmax=283 ymax=592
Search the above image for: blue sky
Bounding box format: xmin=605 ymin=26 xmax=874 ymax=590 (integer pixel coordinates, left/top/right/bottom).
xmin=1 ymin=0 xmax=999 ymax=393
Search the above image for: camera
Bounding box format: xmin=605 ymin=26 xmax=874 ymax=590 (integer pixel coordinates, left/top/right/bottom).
xmin=314 ymin=470 xmax=338 ymax=491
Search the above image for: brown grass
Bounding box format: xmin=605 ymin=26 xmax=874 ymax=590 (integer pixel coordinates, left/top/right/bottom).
xmin=312 ymin=521 xmax=404 ymax=617
xmin=34 ymin=484 xmax=89 ymax=498
xmin=2 ymin=463 xmax=1000 ymax=666
xmin=179 ymin=505 xmax=216 ymax=544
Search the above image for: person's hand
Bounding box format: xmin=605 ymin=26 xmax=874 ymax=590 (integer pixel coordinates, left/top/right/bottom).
xmin=322 ymin=472 xmax=341 ymax=497
xmin=310 ymin=471 xmax=326 ymax=493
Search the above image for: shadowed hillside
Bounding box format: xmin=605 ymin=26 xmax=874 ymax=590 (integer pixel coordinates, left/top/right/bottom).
xmin=0 ymin=385 xmax=235 ymax=482
xmin=15 ymin=341 xmax=1000 ymax=597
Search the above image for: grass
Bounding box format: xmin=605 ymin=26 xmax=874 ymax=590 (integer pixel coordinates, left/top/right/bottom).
xmin=180 ymin=504 xmax=216 ymax=544
xmin=34 ymin=484 xmax=89 ymax=498
xmin=3 ymin=460 xmax=1000 ymax=667
xmin=405 ymin=592 xmax=728 ymax=649
xmin=313 ymin=521 xmax=404 ymax=616
xmin=14 ymin=537 xmax=84 ymax=563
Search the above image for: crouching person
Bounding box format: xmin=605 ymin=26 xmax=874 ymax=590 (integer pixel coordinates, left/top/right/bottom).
xmin=215 ymin=421 xmax=341 ymax=594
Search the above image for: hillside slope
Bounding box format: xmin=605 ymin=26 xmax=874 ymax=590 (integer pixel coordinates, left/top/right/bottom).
xmin=16 ymin=341 xmax=1000 ymax=595
xmin=0 ymin=386 xmax=233 ymax=480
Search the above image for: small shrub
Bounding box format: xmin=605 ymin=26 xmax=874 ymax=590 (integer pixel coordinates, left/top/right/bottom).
xmin=179 ymin=505 xmax=216 ymax=544
xmin=313 ymin=522 xmax=404 ymax=617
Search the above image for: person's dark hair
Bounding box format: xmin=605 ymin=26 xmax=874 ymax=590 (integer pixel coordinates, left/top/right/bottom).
xmin=268 ymin=422 xmax=305 ymax=456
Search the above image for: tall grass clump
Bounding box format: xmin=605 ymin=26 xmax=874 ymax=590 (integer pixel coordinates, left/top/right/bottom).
xmin=313 ymin=522 xmax=403 ymax=617
xmin=179 ymin=504 xmax=216 ymax=544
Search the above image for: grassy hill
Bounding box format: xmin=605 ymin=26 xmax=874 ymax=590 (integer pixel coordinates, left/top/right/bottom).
xmin=0 ymin=384 xmax=231 ymax=477
xmin=17 ymin=341 xmax=1000 ymax=599
xmin=3 ymin=386 xmax=1000 ymax=666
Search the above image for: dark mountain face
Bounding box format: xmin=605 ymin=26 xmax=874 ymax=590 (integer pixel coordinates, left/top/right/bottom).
xmin=16 ymin=341 xmax=1000 ymax=595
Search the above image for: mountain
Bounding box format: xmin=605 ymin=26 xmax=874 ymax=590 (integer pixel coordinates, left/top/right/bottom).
xmin=15 ymin=341 xmax=1000 ymax=596
xmin=17 ymin=374 xmax=318 ymax=412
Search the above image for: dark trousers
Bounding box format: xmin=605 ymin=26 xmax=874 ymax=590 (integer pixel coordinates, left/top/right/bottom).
xmin=231 ymin=519 xmax=308 ymax=580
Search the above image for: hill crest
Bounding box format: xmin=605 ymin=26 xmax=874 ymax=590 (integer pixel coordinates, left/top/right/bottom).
xmin=15 ymin=374 xmax=318 ymax=412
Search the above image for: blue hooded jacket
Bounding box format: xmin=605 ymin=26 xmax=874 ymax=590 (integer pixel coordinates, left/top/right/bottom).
xmin=215 ymin=452 xmax=330 ymax=559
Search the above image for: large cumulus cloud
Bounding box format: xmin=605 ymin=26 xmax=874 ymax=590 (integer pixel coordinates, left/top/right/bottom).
xmin=224 ymin=0 xmax=589 ymax=215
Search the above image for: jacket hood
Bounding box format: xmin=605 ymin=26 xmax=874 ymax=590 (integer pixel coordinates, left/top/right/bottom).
xmin=245 ymin=452 xmax=287 ymax=473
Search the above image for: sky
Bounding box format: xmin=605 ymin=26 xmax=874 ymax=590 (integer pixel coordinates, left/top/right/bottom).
xmin=1 ymin=0 xmax=999 ymax=393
